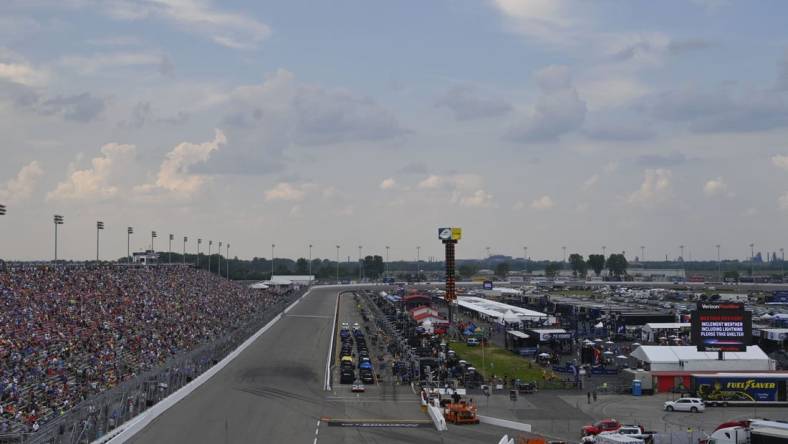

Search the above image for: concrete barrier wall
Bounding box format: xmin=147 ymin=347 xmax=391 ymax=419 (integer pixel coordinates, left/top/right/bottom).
xmin=426 ymin=405 xmax=447 ymax=432
xmin=478 ymin=415 xmax=532 ymax=433
xmin=93 ymin=290 xmax=311 ymax=444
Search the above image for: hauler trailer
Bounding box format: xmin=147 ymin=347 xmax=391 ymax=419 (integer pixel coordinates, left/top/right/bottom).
xmin=691 ymin=373 xmax=788 ymax=406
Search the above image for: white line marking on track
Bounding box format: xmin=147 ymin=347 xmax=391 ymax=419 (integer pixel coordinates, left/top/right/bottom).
xmin=284 ymin=314 xmax=332 ymax=319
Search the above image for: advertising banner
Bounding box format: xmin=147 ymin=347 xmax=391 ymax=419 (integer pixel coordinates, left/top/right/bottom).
xmin=768 ymin=291 xmax=788 ymax=304
xmin=693 ymin=376 xmax=786 ymax=402
xmin=691 ymin=302 xmax=752 ymax=352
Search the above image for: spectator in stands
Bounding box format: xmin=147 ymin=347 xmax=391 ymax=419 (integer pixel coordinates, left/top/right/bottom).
xmin=0 ymin=265 xmax=279 ymax=433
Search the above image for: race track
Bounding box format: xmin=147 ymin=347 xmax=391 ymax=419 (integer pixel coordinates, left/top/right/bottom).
xmin=129 ymin=286 xmax=514 ymax=444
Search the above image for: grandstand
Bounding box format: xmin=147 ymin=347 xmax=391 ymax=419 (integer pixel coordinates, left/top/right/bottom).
xmin=0 ymin=265 xmax=283 ymax=435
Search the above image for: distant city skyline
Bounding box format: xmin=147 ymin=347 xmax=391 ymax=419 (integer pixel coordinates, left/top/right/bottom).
xmin=2 ymin=1 xmax=788 ymax=261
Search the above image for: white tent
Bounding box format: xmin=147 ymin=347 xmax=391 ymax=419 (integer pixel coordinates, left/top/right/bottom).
xmin=248 ymin=282 xmax=270 ymax=290
xmin=630 ymin=345 xmax=773 ymax=372
xmin=503 ymin=310 xmax=521 ymax=324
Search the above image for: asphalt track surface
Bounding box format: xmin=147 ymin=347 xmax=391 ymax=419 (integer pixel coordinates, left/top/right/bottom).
xmin=130 ymin=287 xmax=515 ymax=444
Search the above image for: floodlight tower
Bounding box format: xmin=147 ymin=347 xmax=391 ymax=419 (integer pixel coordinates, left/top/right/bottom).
xmin=53 ymin=215 xmax=64 ymax=261
xmin=96 ymin=221 xmax=104 ymax=261
xmin=438 ymin=227 xmax=462 ymax=327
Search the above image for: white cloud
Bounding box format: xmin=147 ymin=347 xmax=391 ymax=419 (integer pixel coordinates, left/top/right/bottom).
xmin=491 ymin=0 xmax=577 ymax=46
xmin=577 ymin=76 xmax=650 ymax=110
xmin=218 ymin=69 xmax=405 ymax=168
xmin=458 ymin=190 xmax=494 ymax=208
xmin=417 ymin=174 xmax=483 ymax=191
xmin=48 ymin=144 xmax=135 ymax=201
xmin=703 ymin=177 xmax=727 ymax=196
xmin=264 ymin=182 xmax=307 ymax=202
xmin=513 ymin=201 xmax=526 ymax=210
xmin=627 ymin=169 xmax=672 ymax=205
xmin=60 ymin=51 xmax=165 ymax=74
xmin=582 ymin=174 xmax=599 ymax=191
xmin=100 ymin=0 xmax=271 ymax=49
xmin=380 ymin=178 xmax=397 ymax=190
xmin=0 ymin=62 xmax=47 ymax=86
xmin=0 ymin=161 xmax=44 ymax=204
xmin=603 ymin=161 xmax=619 ymax=174
xmin=506 ymin=65 xmax=586 ymax=142
xmin=772 ymin=155 xmax=788 ymax=171
xmin=434 ymin=84 xmax=512 ymax=121
xmin=135 ymin=129 xmax=225 ymax=196
xmin=780 ymin=193 xmax=788 ymax=210
xmin=531 ymin=195 xmax=555 ymax=210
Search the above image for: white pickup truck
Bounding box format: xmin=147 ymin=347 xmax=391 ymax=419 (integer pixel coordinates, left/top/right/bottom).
xmin=582 ymin=426 xmax=648 ymax=444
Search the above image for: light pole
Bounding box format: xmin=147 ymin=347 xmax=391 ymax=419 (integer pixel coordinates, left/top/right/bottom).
xmin=53 ymin=215 xmax=64 ymax=261
xmin=336 ymin=245 xmax=340 ymax=283
xmin=562 ymin=246 xmax=566 ymax=263
xmin=218 ymin=242 xmax=222 ymax=276
xmin=602 ymin=245 xmax=606 ymax=257
xmin=679 ymin=245 xmax=685 ymax=262
xmin=308 ymin=244 xmax=313 ymax=276
xmin=750 ymin=243 xmax=755 ymax=276
xmin=385 ymin=246 xmax=390 ymax=276
xmin=169 ymin=234 xmax=173 ymax=264
xmin=96 ymin=221 xmax=104 ymax=261
xmin=640 ymin=246 xmax=645 ymax=262
xmin=271 ymin=244 xmax=275 ymax=277
xmin=183 ymin=236 xmax=187 ymax=264
xmin=208 ymin=240 xmax=212 ymax=273
xmin=0 ymin=205 xmax=4 ymax=260
xmin=197 ymin=238 xmax=202 ymax=267
xmin=358 ymin=245 xmax=363 ymax=280
xmin=417 ymin=245 xmax=422 ymax=280
xmin=151 ymin=231 xmax=157 ymax=251
xmin=127 ymin=227 xmax=133 ymax=263
xmin=716 ymin=244 xmax=721 ymax=282
xmin=226 ymin=243 xmax=230 ymax=279
xmin=781 ymin=248 xmax=785 ymax=282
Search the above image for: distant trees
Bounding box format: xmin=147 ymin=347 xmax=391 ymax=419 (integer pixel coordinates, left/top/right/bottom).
xmin=495 ymin=261 xmax=510 ymax=278
xmin=586 ymin=254 xmax=606 ymax=276
xmin=295 ymin=258 xmax=309 ymax=274
xmin=545 ymin=262 xmax=562 ymax=277
xmin=606 ymin=254 xmax=628 ymax=277
xmin=362 ymin=255 xmax=384 ymax=278
xmin=459 ymin=263 xmax=478 ymax=278
xmin=568 ymin=254 xmax=587 ymax=277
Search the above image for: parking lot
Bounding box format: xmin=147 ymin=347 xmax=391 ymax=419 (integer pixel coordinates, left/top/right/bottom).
xmin=474 ymin=388 xmax=788 ymax=442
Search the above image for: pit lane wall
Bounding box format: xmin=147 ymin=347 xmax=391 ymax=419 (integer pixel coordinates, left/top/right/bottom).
xmin=91 ymin=289 xmax=311 ymax=444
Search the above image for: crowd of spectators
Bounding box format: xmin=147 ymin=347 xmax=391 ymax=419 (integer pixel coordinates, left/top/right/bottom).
xmin=0 ymin=265 xmax=280 ymax=433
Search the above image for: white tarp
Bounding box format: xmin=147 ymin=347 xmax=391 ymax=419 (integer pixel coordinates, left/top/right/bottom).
xmin=631 ymin=345 xmax=772 ymax=372
xmin=456 ymin=296 xmax=548 ymax=322
xmin=506 ymin=330 xmax=530 ymax=339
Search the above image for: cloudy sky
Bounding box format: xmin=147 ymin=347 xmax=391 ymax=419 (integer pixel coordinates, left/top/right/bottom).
xmin=2 ymin=0 xmax=788 ymax=262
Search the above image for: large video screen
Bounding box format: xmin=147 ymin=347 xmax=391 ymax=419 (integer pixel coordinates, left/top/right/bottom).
xmin=691 ymin=302 xmax=752 ymax=352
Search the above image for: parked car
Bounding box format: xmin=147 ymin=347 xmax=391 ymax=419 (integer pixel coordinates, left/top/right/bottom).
xmin=582 ymin=419 xmax=622 ymax=436
xmin=340 ymin=370 xmax=355 ymax=384
xmin=664 ymin=398 xmax=705 ymax=413
xmin=351 ymin=381 xmax=366 ymax=392
xmin=466 ymin=338 xmax=480 ymax=346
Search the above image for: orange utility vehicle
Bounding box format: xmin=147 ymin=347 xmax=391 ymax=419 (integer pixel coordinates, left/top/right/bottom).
xmin=443 ymin=401 xmax=479 ymax=425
